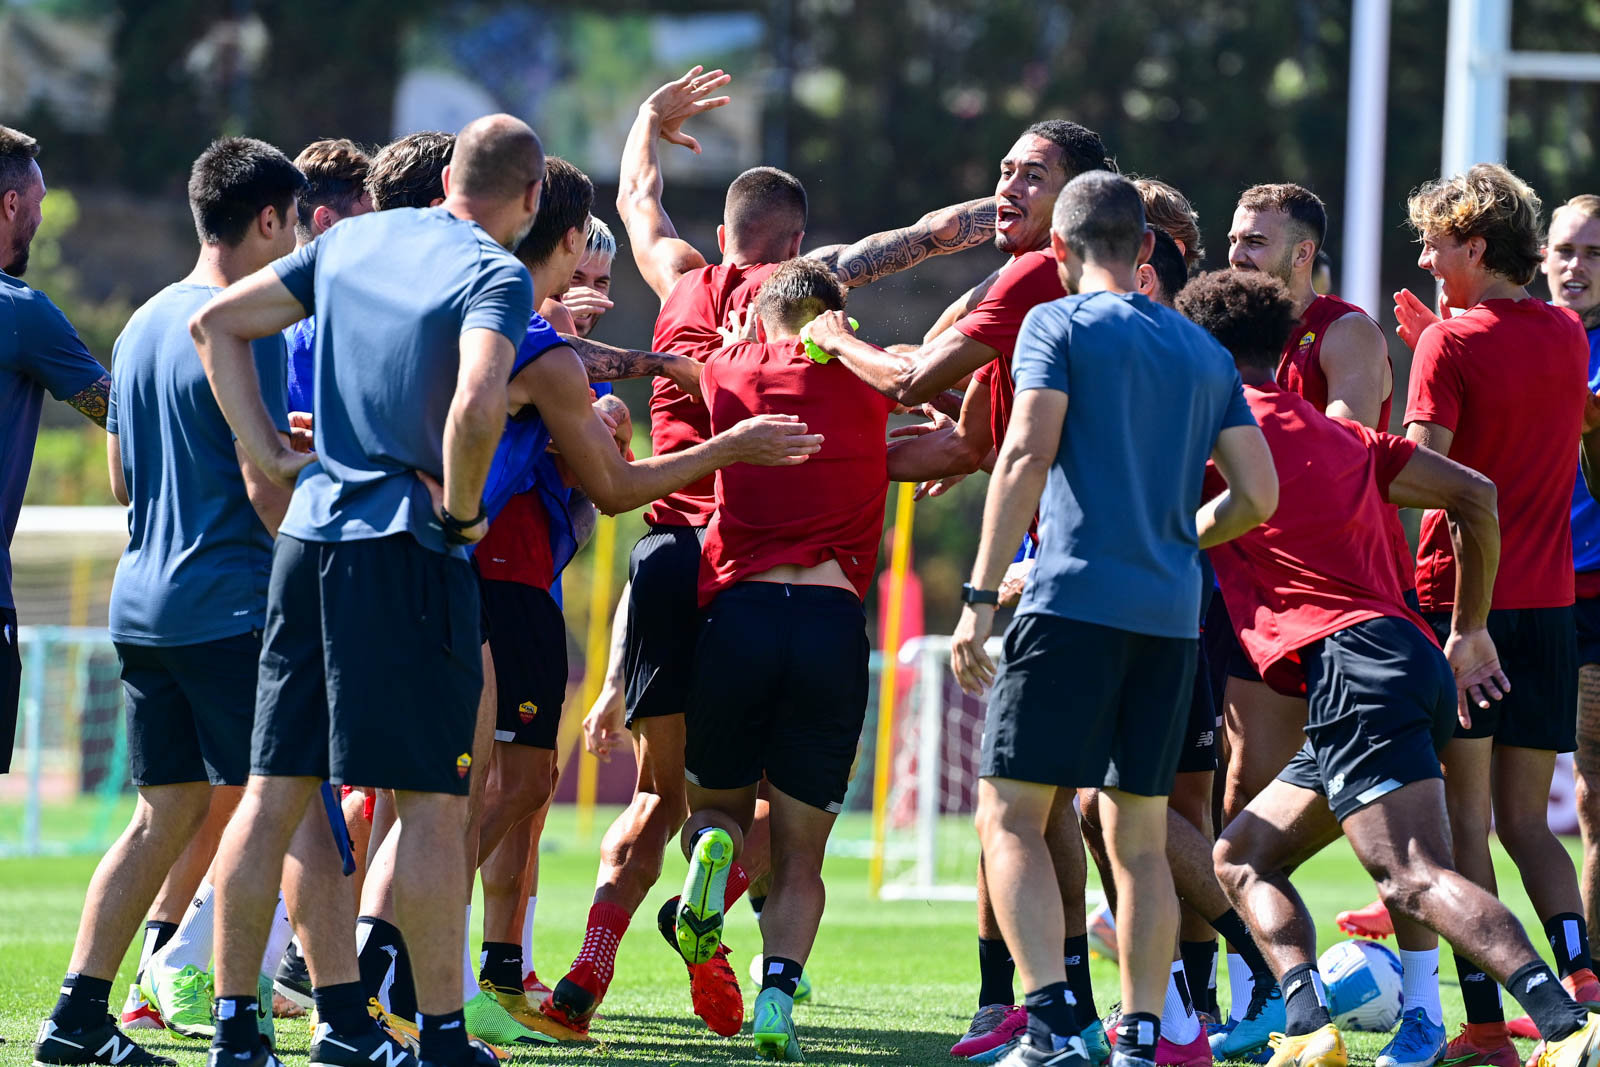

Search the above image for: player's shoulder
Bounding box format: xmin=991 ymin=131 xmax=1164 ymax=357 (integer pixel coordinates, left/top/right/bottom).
xmin=0 ymin=271 xmax=72 ymax=332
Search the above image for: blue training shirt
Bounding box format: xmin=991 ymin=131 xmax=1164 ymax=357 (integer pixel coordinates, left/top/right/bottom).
xmin=107 ymin=283 xmax=290 ymax=645
xmin=1572 ymin=323 xmax=1600 ymax=576
xmin=284 ymin=315 xmax=315 ymax=414
xmin=270 ymin=206 xmax=533 ymax=557
xmin=0 ymin=272 xmax=105 ymax=610
xmin=1011 ymin=290 xmax=1255 ymax=638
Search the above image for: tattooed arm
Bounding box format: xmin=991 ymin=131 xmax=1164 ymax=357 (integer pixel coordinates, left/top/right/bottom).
xmin=66 ymin=373 xmax=111 ymax=428
xmin=808 ymin=198 xmax=997 ymax=289
xmin=560 ymin=334 xmax=702 ymax=398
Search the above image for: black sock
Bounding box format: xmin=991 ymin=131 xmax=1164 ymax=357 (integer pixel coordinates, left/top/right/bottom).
xmin=1209 ymin=909 xmax=1275 ymax=984
xmin=760 ymin=955 xmax=805 ymax=999
xmin=50 ymin=973 xmax=112 ymax=1031
xmin=139 ymin=921 xmax=178 ymax=978
xmin=419 ymin=1008 xmax=469 ymax=1065
xmin=356 ymin=916 xmax=417 ymax=1019
xmin=213 ymin=994 xmax=260 ymax=1053
xmin=1180 ymin=939 xmax=1219 ymax=1017
xmin=1114 ymin=1011 xmax=1161 ymax=1061
xmin=1064 ymin=934 xmax=1098 ymax=1021
xmin=1280 ymin=963 xmax=1331 ymax=1036
xmin=312 ymin=982 xmax=373 ymax=1037
xmin=750 ymin=894 xmax=766 ymax=921
xmin=1545 ymin=913 xmax=1595 ymax=978
xmin=478 ymin=941 xmax=523 ymax=992
xmin=978 ymin=938 xmax=1015 ymax=1008
xmin=1455 ymin=952 xmax=1505 ymax=1023
xmin=1023 ymin=982 xmax=1081 ymax=1051
xmin=1509 ymin=961 xmax=1587 ymax=1042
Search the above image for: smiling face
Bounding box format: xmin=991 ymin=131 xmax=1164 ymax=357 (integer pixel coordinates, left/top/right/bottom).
xmin=1544 ymin=208 xmax=1600 ymax=328
xmin=993 ymin=134 xmax=1070 ymax=255
xmin=1227 ymin=205 xmax=1302 ymax=287
xmin=568 ymin=246 xmax=613 ymax=337
xmin=1417 ymin=229 xmax=1482 ymax=308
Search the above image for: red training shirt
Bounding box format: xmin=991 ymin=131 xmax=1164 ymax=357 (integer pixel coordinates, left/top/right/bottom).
xmin=698 ymin=337 xmax=897 ymax=606
xmin=1206 ymin=383 xmax=1432 ymax=696
xmin=1404 ymin=299 xmax=1590 ymax=611
xmin=475 ymin=490 xmax=555 ymax=591
xmin=959 ymin=250 xmax=1066 ymax=452
xmin=646 ymin=261 xmax=782 ymax=528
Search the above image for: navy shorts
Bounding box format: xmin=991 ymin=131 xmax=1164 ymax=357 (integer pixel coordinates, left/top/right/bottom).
xmin=1577 ymin=595 xmax=1600 ymax=669
xmin=1 ymin=607 xmax=16 ymax=775
xmin=118 ymin=632 xmax=260 ymax=787
xmin=1278 ymin=616 xmax=1456 ymax=822
xmin=982 ymin=613 xmax=1196 ymax=797
xmin=253 ymin=534 xmax=483 ymax=795
xmin=1423 ymin=606 xmax=1576 ymax=752
xmin=1179 ymin=635 xmax=1219 ymax=775
xmin=623 ymin=524 xmax=707 ymax=728
xmin=482 ymin=578 xmax=566 ymax=750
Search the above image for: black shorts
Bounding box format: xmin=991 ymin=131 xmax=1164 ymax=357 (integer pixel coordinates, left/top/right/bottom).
xmin=683 ymin=583 xmax=868 ymax=813
xmin=118 ymin=632 xmax=260 ymax=787
xmin=1178 ymin=636 xmax=1219 ymax=775
xmin=982 ymin=613 xmax=1197 ymax=797
xmin=623 ymin=524 xmax=707 ymax=728
xmin=1577 ymin=595 xmax=1600 ymax=669
xmin=253 ymin=534 xmax=483 ymax=795
xmin=1 ymin=607 xmax=19 ymax=774
xmin=1423 ymin=606 xmax=1577 ymax=751
xmin=482 ymin=578 xmax=565 ymax=749
xmin=1278 ymin=615 xmax=1455 ymax=821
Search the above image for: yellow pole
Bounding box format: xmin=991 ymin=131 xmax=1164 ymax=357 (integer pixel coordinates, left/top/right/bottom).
xmin=869 ymin=482 xmax=916 ymax=897
xmin=576 ymin=515 xmax=617 ymax=841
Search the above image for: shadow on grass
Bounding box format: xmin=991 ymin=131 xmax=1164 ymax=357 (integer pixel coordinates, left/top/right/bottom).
xmin=585 ymin=1013 xmax=956 ymax=1063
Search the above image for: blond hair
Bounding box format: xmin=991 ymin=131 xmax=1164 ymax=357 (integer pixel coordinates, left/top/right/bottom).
xmin=1407 ymin=163 xmax=1542 ymax=284
xmin=1551 ymin=193 xmax=1600 ymax=235
xmin=1134 ymin=177 xmax=1203 ymax=271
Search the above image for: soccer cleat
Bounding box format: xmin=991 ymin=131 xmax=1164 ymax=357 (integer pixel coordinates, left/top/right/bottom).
xmin=655 ymin=895 xmax=745 ymax=1036
xmin=1264 ymin=1023 xmax=1347 ymax=1067
xmin=1376 ymin=1008 xmax=1446 ymax=1067
xmin=1082 ymin=1021 xmax=1112 ymax=1066
xmin=521 ymin=971 xmax=552 ymax=999
xmin=1334 ymin=899 xmax=1394 ymax=940
xmin=1158 ymin=1029 xmax=1214 ymax=1067
xmin=144 ymin=963 xmax=214 ymax=1039
xmin=120 ymin=982 xmax=165 ymax=1031
xmin=462 ymin=990 xmax=557 ymax=1048
xmin=1212 ymin=983 xmax=1285 ymax=1058
xmin=1443 ymin=1023 xmax=1524 ymax=1067
xmin=33 ymin=1017 xmax=179 ymax=1067
xmin=752 ymin=988 xmax=804 ymax=1061
xmin=540 ymin=962 xmax=606 ymax=1036
xmin=747 ymin=952 xmax=814 ymax=1004
xmin=273 ymin=939 xmax=312 ymax=1011
xmin=308 ymin=1018 xmax=419 ymax=1067
xmin=1512 ymin=1018 xmax=1546 ymax=1041
xmin=953 ymin=1005 xmax=1028 ymax=1059
xmin=1088 ymin=903 xmax=1119 ymax=961
xmin=366 ymin=998 xmax=421 ymax=1056
xmin=255 ymin=972 xmax=275 ymax=1046
xmin=995 ymin=1032 xmax=1092 ymax=1066
xmin=675 ymin=827 xmax=734 ymax=965
xmin=204 ymin=1036 xmax=281 ymax=1067
xmin=1536 ymin=1013 xmax=1600 ymax=1067
xmin=480 ymin=981 xmax=589 ymax=1043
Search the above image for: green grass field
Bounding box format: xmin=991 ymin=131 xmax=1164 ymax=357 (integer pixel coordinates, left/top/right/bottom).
xmin=0 ymin=798 xmax=1577 ymax=1066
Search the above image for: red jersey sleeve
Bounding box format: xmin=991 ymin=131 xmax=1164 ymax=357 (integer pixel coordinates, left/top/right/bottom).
xmin=1336 ymin=418 xmax=1420 ymax=499
xmin=953 ymin=253 xmax=1063 ymax=357
xmin=1404 ymin=323 xmax=1465 ymax=432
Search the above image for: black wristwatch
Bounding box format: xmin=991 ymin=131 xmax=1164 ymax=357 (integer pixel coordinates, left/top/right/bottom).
xmin=441 ymin=503 xmax=487 ymax=545
xmin=961 ymin=583 xmax=999 ymax=606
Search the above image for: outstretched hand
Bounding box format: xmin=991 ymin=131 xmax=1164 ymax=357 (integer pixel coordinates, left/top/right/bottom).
xmin=1392 ymin=288 xmax=1448 ymax=352
xmin=645 ymin=65 xmax=733 ymax=155
xmin=727 ymin=413 xmax=824 ymax=466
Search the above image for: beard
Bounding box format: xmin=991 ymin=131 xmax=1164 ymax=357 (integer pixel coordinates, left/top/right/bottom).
xmin=3 ymin=241 xmax=28 ymax=277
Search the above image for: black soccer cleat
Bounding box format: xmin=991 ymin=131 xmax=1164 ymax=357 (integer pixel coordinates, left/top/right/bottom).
xmin=308 ymin=1019 xmax=418 ymax=1067
xmin=273 ymin=939 xmax=312 ymax=1010
xmin=33 ymin=1016 xmax=178 ymax=1067
xmin=416 ymin=1038 xmax=499 ymax=1067
xmin=205 ymin=1036 xmax=282 ymax=1067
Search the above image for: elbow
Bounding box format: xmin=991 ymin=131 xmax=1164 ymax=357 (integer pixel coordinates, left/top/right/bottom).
xmin=1243 ymin=478 xmax=1279 ymax=528
xmin=894 ymin=373 xmax=940 ymax=408
xmin=1451 ymin=473 xmax=1498 ymax=526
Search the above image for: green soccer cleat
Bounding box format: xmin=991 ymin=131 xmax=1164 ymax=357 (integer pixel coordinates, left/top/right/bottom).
xmin=753 ymin=988 xmax=804 ymax=1061
xmin=144 ymin=963 xmax=214 ymax=1039
xmin=255 ymin=971 xmax=275 ymax=1046
xmin=747 ymin=954 xmax=815 ymax=1004
xmin=675 ymin=827 xmax=734 ymax=965
xmin=462 ymin=989 xmax=557 ymax=1048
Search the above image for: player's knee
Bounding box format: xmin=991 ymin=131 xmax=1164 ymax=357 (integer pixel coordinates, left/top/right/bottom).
xmin=1210 ymin=833 xmax=1254 ymax=897
xmin=1372 ymin=866 xmax=1430 ymax=921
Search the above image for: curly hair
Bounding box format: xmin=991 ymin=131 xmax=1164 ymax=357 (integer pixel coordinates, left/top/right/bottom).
xmin=1407 ymin=163 xmax=1542 ymax=285
xmin=1135 ymin=177 xmax=1203 ymax=271
xmin=366 ymin=131 xmax=454 ymax=211
xmin=1175 ymin=269 xmax=1299 ymax=372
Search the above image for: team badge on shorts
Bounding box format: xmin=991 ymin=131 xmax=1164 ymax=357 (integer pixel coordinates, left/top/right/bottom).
xmin=518 ymin=701 xmax=538 ymax=724
xmin=456 ymin=752 xmax=472 ymax=778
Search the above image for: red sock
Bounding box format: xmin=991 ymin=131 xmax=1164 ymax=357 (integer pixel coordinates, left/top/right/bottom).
xmin=572 ymin=901 xmax=631 ymax=987
xmin=724 ymin=863 xmax=751 ymax=910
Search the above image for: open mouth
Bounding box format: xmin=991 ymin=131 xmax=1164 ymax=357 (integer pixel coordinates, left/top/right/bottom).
xmin=995 ymin=203 xmax=1024 ymax=232
xmin=1564 ymin=281 xmax=1590 ymax=296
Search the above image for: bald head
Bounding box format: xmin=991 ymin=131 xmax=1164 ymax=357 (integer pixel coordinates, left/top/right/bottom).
xmin=449 ymin=114 xmax=545 ymax=204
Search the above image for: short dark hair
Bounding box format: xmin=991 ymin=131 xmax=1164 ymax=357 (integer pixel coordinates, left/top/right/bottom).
xmin=366 ymin=131 xmax=454 ymax=211
xmin=724 ymin=166 xmax=807 ymax=258
xmin=1237 ymin=182 xmax=1328 ymax=252
xmin=1176 ymin=270 xmax=1299 ymax=372
xmin=1407 ymin=163 xmax=1542 ymax=285
xmin=1052 ymin=171 xmax=1146 ymax=265
xmin=1146 ymin=228 xmax=1189 ymax=305
xmin=293 ymin=138 xmax=370 ymax=240
xmin=754 ymin=257 xmax=845 ymax=333
xmin=514 ymin=157 xmax=593 ymax=268
xmin=187 ymin=137 xmax=306 ymax=247
xmin=450 ymin=114 xmax=544 ymax=203
xmin=0 ymin=125 xmax=40 ymax=198
xmin=1024 ymin=119 xmax=1112 ymax=179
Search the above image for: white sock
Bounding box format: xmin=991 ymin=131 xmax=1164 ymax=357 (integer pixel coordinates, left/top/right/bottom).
xmin=1164 ymin=961 xmax=1201 ymax=1044
xmin=259 ymin=893 xmax=294 ymax=979
xmin=1399 ymin=947 xmax=1444 ymax=1026
xmin=153 ymin=880 xmax=216 ymax=973
xmin=521 ymin=897 xmax=537 ymax=973
xmin=462 ymin=905 xmax=479 ymax=1002
xmin=1227 ymin=952 xmax=1255 ymax=1023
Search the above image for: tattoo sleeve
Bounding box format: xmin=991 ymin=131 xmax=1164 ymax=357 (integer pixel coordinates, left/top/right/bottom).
xmin=66 ymin=374 xmax=111 ymax=428
xmin=562 ymin=335 xmax=675 ymax=383
xmin=815 ymin=197 xmax=998 ymax=288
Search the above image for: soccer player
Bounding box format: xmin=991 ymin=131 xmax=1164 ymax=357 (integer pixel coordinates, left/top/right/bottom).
xmin=542 ymin=215 xmax=615 ymax=338
xmin=950 ymin=172 xmax=1277 ymax=1067
xmin=1183 ymin=266 xmax=1600 ymax=1067
xmin=545 ymin=64 xmax=998 ymax=1037
xmin=33 ymin=137 xmax=307 ymax=1067
xmin=1 ymin=124 xmax=110 ymax=777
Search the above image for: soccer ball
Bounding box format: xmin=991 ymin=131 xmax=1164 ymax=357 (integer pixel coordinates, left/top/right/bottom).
xmin=1318 ymin=939 xmax=1404 ymax=1032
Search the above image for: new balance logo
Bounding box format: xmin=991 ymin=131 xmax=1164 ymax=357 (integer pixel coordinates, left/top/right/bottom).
xmin=95 ymin=1033 xmax=137 ymax=1065
xmin=368 ymin=1042 xmax=411 ymax=1066
xmin=1525 ymin=972 xmax=1550 ymax=992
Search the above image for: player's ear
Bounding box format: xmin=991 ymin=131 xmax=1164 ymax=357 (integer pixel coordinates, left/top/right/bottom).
xmin=441 ymin=163 xmax=455 ymax=199
xmin=1050 ymin=229 xmax=1069 ymax=263
xmin=716 ymin=224 xmax=727 ymax=254
xmin=256 ymin=203 xmax=278 ymax=240
xmin=313 ymin=205 xmax=335 ymax=235
xmin=0 ymin=187 xmax=15 ymax=221
xmin=788 ymin=230 xmax=805 ymax=260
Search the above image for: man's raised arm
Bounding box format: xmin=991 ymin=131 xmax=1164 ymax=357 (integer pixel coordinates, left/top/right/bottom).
xmin=807 ymin=197 xmax=997 ymax=289
xmin=804 ymin=309 xmax=1001 ymax=407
